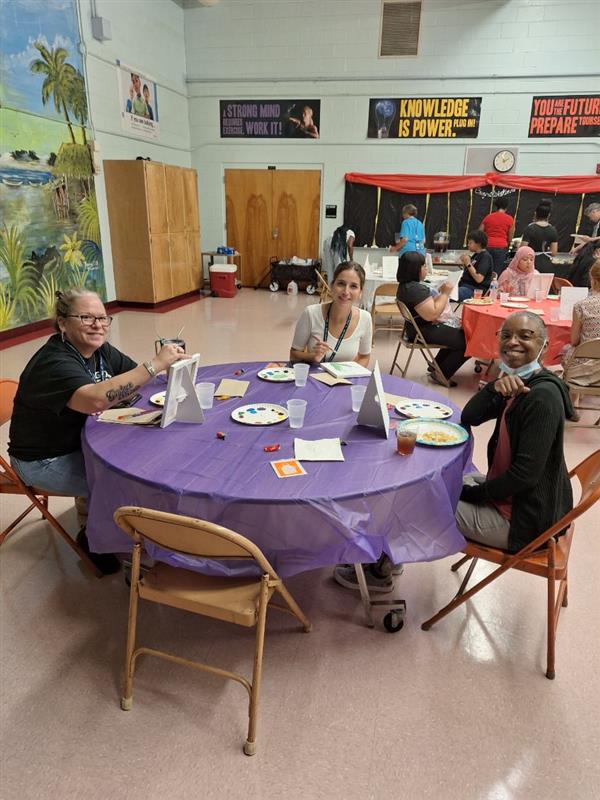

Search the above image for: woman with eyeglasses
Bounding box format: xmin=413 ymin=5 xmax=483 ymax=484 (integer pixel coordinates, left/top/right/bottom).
xmin=8 ymin=288 xmax=186 ymax=574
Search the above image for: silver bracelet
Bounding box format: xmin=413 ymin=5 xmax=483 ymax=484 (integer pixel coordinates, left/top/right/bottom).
xmin=143 ymin=360 xmax=156 ymax=377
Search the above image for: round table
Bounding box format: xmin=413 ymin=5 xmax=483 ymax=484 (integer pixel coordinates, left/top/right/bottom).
xmin=83 ymin=363 xmax=470 ymax=577
xmin=462 ymin=298 xmax=571 ymax=366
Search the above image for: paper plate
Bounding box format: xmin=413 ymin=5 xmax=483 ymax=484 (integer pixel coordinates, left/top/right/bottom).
xmin=529 ymin=309 xmax=544 ymax=315
xmin=231 ymin=403 xmax=288 ymax=425
xmin=257 ymin=366 xmax=295 ymax=382
xmin=398 ymin=419 xmax=468 ymax=447
xmin=509 ymin=296 xmax=530 ymax=302
xmin=463 ymin=298 xmax=493 ymax=305
xmin=395 ymin=399 xmax=453 ymax=420
xmin=501 ymin=301 xmax=529 ymax=309
xmin=149 ymin=391 xmax=166 ymax=407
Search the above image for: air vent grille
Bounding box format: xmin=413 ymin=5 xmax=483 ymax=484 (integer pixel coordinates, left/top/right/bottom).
xmin=380 ymin=1 xmax=421 ymax=57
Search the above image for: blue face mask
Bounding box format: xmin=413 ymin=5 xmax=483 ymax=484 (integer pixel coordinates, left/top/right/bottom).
xmin=499 ymin=340 xmax=546 ymax=379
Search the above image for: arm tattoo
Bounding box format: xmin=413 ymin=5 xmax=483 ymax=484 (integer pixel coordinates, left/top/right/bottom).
xmin=105 ymin=382 xmax=139 ymax=402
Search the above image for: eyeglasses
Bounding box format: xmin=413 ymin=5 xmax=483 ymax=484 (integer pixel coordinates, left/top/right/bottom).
xmin=64 ymin=314 xmax=113 ymax=327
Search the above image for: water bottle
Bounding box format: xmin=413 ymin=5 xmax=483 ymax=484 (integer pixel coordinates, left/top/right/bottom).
xmin=489 ymin=277 xmax=499 ymax=301
xmin=287 ymin=280 xmax=298 ymax=296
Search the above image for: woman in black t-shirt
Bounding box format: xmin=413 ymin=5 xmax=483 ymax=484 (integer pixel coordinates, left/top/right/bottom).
xmin=396 ymin=252 xmax=469 ymax=386
xmin=8 ymin=288 xmax=186 ymax=573
xmin=520 ymin=199 xmax=558 ymax=255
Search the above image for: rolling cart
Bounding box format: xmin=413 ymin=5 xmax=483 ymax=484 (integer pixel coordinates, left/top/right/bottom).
xmin=268 ymin=258 xmax=321 ymax=294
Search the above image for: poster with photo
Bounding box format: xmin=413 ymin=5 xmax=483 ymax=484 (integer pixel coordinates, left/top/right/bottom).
xmin=368 ymin=97 xmax=481 ymax=139
xmin=528 ymin=95 xmax=600 ymax=138
xmin=220 ymin=100 xmax=320 ymax=138
xmin=117 ymin=61 xmax=159 ymax=140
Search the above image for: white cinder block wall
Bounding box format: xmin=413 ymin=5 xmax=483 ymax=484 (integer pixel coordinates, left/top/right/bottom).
xmin=82 ymin=0 xmax=599 ymax=298
xmin=79 ymin=0 xmax=191 ymax=299
xmin=184 ymin=0 xmax=600 ymax=255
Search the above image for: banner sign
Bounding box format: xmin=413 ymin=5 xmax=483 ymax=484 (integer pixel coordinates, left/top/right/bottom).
xmin=220 ymin=100 xmax=320 ymax=138
xmin=117 ymin=61 xmax=159 ymax=140
xmin=368 ymin=97 xmax=481 ymax=139
xmin=528 ymin=95 xmax=600 ymax=138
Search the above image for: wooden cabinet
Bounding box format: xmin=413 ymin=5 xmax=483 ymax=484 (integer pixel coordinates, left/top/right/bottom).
xmin=104 ymin=160 xmax=201 ymax=303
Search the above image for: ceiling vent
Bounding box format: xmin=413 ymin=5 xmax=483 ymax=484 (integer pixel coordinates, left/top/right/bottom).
xmin=380 ymin=1 xmax=422 ymax=57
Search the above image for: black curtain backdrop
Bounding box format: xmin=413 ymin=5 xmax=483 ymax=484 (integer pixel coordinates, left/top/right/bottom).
xmin=344 ymin=180 xmax=600 ymax=251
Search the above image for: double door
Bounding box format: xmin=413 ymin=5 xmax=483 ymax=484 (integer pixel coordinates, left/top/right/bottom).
xmin=224 ymin=169 xmax=321 ymax=286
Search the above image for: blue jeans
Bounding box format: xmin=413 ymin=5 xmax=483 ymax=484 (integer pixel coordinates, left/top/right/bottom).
xmin=488 ymin=247 xmax=508 ymax=276
xmin=458 ymin=284 xmax=475 ymax=301
xmin=10 ymin=451 xmax=89 ymax=498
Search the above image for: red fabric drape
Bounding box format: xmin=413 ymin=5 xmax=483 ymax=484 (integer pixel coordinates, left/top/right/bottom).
xmin=345 ymin=172 xmax=600 ymax=195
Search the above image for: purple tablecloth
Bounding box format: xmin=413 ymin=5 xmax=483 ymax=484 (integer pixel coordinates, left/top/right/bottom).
xmin=83 ymin=362 xmax=470 ymax=577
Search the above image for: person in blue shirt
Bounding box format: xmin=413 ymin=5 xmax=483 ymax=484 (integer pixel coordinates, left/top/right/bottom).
xmin=390 ymin=204 xmax=426 ymax=258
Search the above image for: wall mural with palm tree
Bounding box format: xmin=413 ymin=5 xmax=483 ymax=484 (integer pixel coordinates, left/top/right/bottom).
xmin=0 ymin=0 xmax=105 ymax=331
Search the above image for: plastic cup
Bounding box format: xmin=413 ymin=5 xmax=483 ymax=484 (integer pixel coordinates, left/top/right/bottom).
xmin=550 ymin=308 xmax=560 ymax=322
xmin=473 ymin=289 xmax=483 ymax=301
xmin=293 ymin=363 xmax=309 ymax=387
xmin=535 ymin=289 xmax=544 ymax=303
xmin=500 ymin=292 xmax=509 ymax=304
xmin=350 ymin=384 xmax=367 ymax=412
xmin=396 ymin=428 xmax=417 ymax=456
xmin=196 ymin=382 xmax=215 ymax=409
xmin=287 ymin=398 xmax=307 ymax=429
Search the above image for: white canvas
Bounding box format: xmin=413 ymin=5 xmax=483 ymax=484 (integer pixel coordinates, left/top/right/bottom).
xmin=527 ymin=273 xmax=554 ymax=299
xmin=382 ymin=256 xmax=398 ymax=280
xmin=356 ymin=360 xmax=389 ymax=439
xmin=160 ymin=358 xmax=204 ymax=429
xmin=559 ymin=286 xmax=588 ymax=320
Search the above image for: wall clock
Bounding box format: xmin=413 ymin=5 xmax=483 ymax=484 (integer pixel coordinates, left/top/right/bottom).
xmin=493 ymin=149 xmax=516 ymax=173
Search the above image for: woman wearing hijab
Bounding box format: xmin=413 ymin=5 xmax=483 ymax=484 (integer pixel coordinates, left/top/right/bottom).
xmin=497 ymin=246 xmax=538 ymax=297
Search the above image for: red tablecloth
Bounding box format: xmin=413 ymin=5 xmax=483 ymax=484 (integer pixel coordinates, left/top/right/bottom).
xmin=462 ymin=299 xmax=571 ymax=366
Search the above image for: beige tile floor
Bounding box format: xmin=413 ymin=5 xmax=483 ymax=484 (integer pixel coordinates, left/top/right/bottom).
xmin=1 ymin=289 xmax=599 ymax=800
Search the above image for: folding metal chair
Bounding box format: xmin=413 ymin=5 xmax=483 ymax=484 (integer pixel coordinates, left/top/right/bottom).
xmin=421 ymin=449 xmax=600 ymax=679
xmin=390 ymin=301 xmax=450 ymax=387
xmin=114 ymin=506 xmax=312 ymax=756
xmin=563 ymin=338 xmax=600 ymax=428
xmin=0 ymin=379 xmax=101 ymax=576
xmin=371 ymin=282 xmax=403 ymax=341
xmin=551 ymin=276 xmax=573 ymax=294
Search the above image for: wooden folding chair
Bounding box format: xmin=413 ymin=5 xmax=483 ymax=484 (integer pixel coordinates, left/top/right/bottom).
xmin=551 ymin=276 xmax=573 ymax=294
xmin=421 ymin=449 xmax=600 ymax=679
xmin=0 ymin=379 xmax=101 ymax=576
xmin=114 ymin=506 xmax=312 ymax=756
xmin=390 ymin=301 xmax=450 ymax=387
xmin=564 ymin=338 xmax=600 ymax=428
xmin=371 ymin=282 xmax=403 ymax=341
xmin=315 ymin=269 xmax=331 ymax=302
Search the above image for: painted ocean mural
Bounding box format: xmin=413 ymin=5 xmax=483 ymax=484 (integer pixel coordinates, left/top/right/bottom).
xmin=0 ymin=0 xmax=105 ymax=331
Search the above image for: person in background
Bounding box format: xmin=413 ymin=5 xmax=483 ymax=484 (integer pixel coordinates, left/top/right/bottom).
xmin=457 ymin=311 xmax=574 ymax=552
xmin=130 ymin=73 xmax=147 ymax=117
xmin=288 ymin=105 xmax=319 ymax=139
xmin=142 ymin=84 xmax=154 ymax=120
xmin=479 ymin=196 xmax=514 ymax=276
xmin=323 ymin=224 xmax=355 ymax=282
xmin=8 ymin=288 xmax=186 ymax=574
xmin=572 ymin=202 xmax=600 ymax=254
xmin=458 ymin=230 xmax=494 ymax=301
xmin=498 ymin=245 xmax=538 ymax=297
xmin=390 ymin=204 xmax=426 ymax=258
xmin=520 ymin=199 xmax=558 ymax=255
xmin=569 ymin=240 xmax=600 ymax=288
xmin=290 ymin=261 xmax=371 ymax=366
xmin=396 ymin=251 xmax=469 ymax=387
xmin=561 ymin=259 xmax=600 ymax=387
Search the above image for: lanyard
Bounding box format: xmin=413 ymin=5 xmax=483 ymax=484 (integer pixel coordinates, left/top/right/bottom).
xmin=322 ymin=305 xmax=353 ymax=362
xmin=64 ymin=340 xmax=105 ymax=383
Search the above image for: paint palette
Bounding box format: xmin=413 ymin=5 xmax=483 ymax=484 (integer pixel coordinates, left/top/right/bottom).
xmin=231 ymin=403 xmax=288 ymax=425
xmin=257 ymin=367 xmax=295 ymax=382
xmin=149 ymin=391 xmax=166 ymax=407
xmin=395 ymin=399 xmax=453 ymax=420
xmin=398 ymin=419 xmax=469 ymax=447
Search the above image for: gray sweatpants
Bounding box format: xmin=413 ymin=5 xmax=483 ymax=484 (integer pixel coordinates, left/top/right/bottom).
xmin=455 ymin=472 xmax=511 ymax=549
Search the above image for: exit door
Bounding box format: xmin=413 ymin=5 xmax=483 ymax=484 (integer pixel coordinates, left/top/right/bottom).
xmin=224 ymin=169 xmax=321 ymax=286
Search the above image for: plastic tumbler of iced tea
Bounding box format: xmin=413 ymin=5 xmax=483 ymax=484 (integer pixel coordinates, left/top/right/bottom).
xmin=473 ymin=289 xmax=483 ymax=301
xmin=396 ymin=427 xmax=417 ymax=456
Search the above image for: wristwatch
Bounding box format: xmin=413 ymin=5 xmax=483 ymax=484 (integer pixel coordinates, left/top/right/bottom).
xmin=143 ymin=360 xmax=156 ymax=377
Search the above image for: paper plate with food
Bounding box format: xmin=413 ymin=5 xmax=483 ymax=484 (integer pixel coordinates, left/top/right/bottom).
xmin=397 ymin=419 xmax=469 ymax=447
xmin=149 ymin=391 xmax=167 ymax=407
xmin=463 ymin=297 xmax=493 ymax=305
